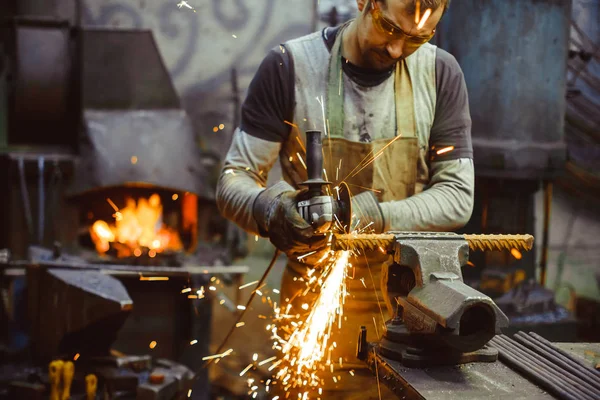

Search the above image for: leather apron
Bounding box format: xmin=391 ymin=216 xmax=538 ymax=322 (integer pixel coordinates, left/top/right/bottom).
xmin=277 ymin=24 xmax=420 ymax=398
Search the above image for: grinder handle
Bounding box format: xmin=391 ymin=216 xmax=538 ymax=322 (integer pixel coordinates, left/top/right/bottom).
xmin=305 ymin=130 xmax=324 ymax=183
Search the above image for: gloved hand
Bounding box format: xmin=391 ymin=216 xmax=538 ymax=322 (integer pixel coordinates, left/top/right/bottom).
xmin=351 ymin=191 xmax=385 ymax=234
xmin=253 ymin=181 xmax=328 ymax=254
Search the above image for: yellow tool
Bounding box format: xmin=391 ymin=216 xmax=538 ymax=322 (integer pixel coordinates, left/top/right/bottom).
xmin=85 ymin=374 xmax=98 ymax=400
xmin=61 ymin=361 xmax=74 ymax=400
xmin=49 ymin=360 xmax=64 ymax=400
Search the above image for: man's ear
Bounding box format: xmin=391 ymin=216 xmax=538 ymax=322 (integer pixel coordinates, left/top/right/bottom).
xmin=357 ymin=0 xmax=368 ymax=12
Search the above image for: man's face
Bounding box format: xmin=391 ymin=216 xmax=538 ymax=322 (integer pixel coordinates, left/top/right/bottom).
xmin=355 ymin=0 xmax=444 ymax=70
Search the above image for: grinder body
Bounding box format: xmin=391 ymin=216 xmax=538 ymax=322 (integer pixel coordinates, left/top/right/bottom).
xmin=298 ymin=130 xmax=351 ymax=234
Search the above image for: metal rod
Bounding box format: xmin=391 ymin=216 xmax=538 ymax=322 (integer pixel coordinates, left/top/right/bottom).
xmin=492 ymin=338 xmax=585 ymax=400
xmin=494 ymin=336 xmax=595 ymax=400
xmin=490 ymin=338 xmax=585 ymax=400
xmin=514 ymin=333 xmax=600 ymax=394
xmin=494 ymin=336 xmax=597 ymax=400
xmin=332 ymin=233 xmax=534 ymax=253
xmin=528 ymin=332 xmax=600 ymax=378
xmin=17 ymin=157 xmax=34 ymax=238
xmin=540 ymin=181 xmax=552 ymax=285
xmin=38 ymin=157 xmax=45 ymax=244
xmin=495 ymin=335 xmax=599 ymax=399
xmin=463 ymin=234 xmax=534 ymax=252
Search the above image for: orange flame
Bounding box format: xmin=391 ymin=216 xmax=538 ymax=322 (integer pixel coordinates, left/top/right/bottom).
xmin=90 ymin=194 xmax=183 ymax=257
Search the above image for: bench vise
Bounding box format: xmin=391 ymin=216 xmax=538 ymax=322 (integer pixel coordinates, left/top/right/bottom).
xmin=333 ymin=232 xmax=534 ymax=367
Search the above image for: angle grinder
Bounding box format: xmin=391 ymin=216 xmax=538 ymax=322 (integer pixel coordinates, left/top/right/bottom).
xmin=297 ymin=130 xmax=352 ymax=235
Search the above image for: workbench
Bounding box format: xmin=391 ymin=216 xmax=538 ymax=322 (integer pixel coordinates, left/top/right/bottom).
xmin=366 ymin=342 xmax=600 ymax=400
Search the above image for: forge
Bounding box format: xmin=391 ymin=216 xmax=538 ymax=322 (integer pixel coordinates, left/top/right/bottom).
xmin=0 ymin=18 xmax=247 ymax=400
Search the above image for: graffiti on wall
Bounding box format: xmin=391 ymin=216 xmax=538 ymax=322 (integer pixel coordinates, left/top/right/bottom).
xmin=83 ymin=0 xmax=314 ymax=154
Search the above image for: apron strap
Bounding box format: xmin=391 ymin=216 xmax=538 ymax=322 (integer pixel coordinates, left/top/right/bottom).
xmin=326 ymin=23 xmax=348 ymax=138
xmin=395 ymin=60 xmax=416 ymax=138
xmin=326 ymin=22 xmax=417 ymax=139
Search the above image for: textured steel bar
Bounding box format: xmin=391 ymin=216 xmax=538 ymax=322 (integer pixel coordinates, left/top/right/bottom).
xmin=332 ymin=233 xmax=395 ymax=251
xmin=529 ymin=332 xmax=600 ymax=378
xmin=332 ymin=233 xmax=534 ymax=252
xmin=518 ymin=333 xmax=600 ymax=388
xmin=490 ymin=337 xmax=587 ymax=400
xmin=463 ymin=234 xmax=534 ymax=252
xmin=493 ymin=336 xmax=597 ymax=400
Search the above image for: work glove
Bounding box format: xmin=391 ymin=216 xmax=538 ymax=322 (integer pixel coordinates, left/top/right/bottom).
xmin=253 ymin=181 xmax=327 ymax=255
xmin=351 ymin=191 xmax=385 ymax=234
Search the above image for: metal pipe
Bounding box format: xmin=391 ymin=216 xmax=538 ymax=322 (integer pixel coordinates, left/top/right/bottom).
xmin=17 ymin=157 xmax=34 ymax=239
xmin=494 ymin=336 xmax=597 ymax=400
xmin=490 ymin=338 xmax=585 ymax=400
xmin=528 ymin=332 xmax=600 ymax=378
xmin=38 ymin=156 xmax=45 ymax=244
xmin=514 ymin=333 xmax=600 ymax=395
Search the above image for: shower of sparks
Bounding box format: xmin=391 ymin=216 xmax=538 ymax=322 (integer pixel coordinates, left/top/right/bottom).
xmin=417 ymin=8 xmax=432 ymax=30
xmin=265 ymin=250 xmax=351 ymax=396
xmin=176 ymin=1 xmax=196 ymax=12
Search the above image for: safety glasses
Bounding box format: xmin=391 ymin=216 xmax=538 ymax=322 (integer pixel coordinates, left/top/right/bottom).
xmin=369 ymin=0 xmax=436 ymax=45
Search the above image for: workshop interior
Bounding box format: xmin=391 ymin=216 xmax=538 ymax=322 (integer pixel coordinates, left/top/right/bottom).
xmin=0 ymin=0 xmax=599 ymax=399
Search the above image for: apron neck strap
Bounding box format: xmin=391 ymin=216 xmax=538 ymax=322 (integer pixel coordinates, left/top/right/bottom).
xmin=326 ymin=22 xmax=416 ymax=139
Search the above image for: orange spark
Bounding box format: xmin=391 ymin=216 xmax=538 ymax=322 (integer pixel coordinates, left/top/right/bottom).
xmin=436 ymin=145 xmax=455 ymax=155
xmin=239 ymin=280 xmax=259 ymax=290
xmin=417 ymin=8 xmax=432 ymax=30
xmin=139 ymin=276 xmax=169 ymax=281
xmin=511 ymin=248 xmax=523 ymax=260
